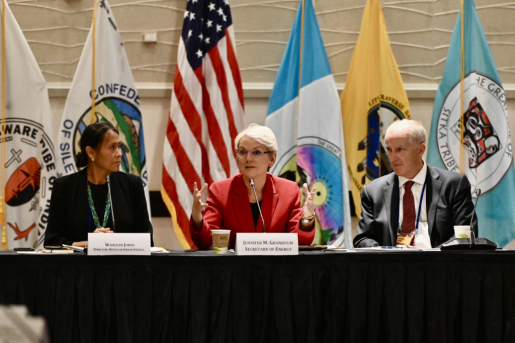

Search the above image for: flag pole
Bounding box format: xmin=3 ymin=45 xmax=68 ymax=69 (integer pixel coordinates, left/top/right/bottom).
xmin=296 ymin=0 xmax=305 ymax=146
xmin=91 ymin=0 xmax=98 ymax=124
xmin=0 ymin=0 xmax=7 ymax=249
xmin=459 ymin=0 xmax=465 ymax=174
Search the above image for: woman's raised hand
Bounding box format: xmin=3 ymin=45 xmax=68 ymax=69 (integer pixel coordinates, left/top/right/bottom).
xmin=191 ymin=182 xmax=208 ymax=225
xmin=302 ymin=183 xmax=316 ymax=218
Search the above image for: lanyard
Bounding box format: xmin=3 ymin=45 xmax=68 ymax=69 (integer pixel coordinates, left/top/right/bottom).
xmin=398 ymin=179 xmax=427 ymax=234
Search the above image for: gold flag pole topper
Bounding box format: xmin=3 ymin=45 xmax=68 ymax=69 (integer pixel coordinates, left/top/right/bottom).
xmin=1 ymin=0 xmax=7 ymax=250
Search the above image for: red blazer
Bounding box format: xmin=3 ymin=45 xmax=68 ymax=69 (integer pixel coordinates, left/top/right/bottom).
xmin=190 ymin=174 xmax=315 ymax=249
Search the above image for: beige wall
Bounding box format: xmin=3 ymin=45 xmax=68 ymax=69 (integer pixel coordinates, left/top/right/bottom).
xmin=9 ymin=0 xmax=515 ymax=191
xmin=12 ymin=0 xmax=515 ymax=84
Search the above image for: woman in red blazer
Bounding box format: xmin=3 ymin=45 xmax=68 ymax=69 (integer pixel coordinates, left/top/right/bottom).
xmin=190 ymin=124 xmax=316 ymax=250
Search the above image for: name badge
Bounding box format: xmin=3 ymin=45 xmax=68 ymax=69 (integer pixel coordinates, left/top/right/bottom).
xmin=396 ymin=233 xmax=415 ymax=246
xmin=235 ymin=233 xmax=298 ymax=256
xmin=87 ymin=233 xmax=151 ymax=255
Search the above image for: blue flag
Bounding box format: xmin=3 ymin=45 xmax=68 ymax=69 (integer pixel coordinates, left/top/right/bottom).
xmin=265 ymin=0 xmax=352 ymax=247
xmin=427 ymin=0 xmax=515 ymax=246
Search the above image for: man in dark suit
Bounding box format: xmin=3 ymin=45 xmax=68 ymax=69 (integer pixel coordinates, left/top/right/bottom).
xmin=353 ymin=120 xmax=477 ymax=248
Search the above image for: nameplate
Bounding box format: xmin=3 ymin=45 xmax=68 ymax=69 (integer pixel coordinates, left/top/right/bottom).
xmin=235 ymin=233 xmax=298 ymax=256
xmin=87 ymin=233 xmax=151 ymax=255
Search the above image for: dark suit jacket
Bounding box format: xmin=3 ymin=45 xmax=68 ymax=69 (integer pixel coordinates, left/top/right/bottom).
xmin=190 ymin=173 xmax=315 ymax=249
xmin=44 ymin=168 xmax=153 ymax=246
xmin=353 ymin=164 xmax=477 ymax=248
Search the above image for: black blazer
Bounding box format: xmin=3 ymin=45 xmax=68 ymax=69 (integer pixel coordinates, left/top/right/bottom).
xmin=44 ymin=168 xmax=153 ymax=246
xmin=354 ymin=164 xmax=477 ymax=248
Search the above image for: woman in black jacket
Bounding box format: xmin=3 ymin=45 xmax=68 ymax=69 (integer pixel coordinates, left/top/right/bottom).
xmin=44 ymin=122 xmax=153 ymax=247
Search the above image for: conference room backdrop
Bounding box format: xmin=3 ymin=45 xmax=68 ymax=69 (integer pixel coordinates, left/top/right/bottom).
xmin=8 ymin=0 xmax=515 ymax=192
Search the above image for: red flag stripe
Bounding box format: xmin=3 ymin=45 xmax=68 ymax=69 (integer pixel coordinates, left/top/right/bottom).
xmin=225 ymin=28 xmax=245 ymax=111
xmin=162 ymin=139 xmax=194 ymax=214
xmin=173 ymin=67 xmax=213 ymax=184
xmin=217 ymin=33 xmax=245 ymax=152
xmin=166 ymin=117 xmax=201 ymax=192
xmin=194 ymin=67 xmax=232 ymax=178
xmin=207 ymin=43 xmax=239 ymax=161
xmin=201 ymin=51 xmax=238 ymax=176
xmin=162 ymin=165 xmax=196 ymax=248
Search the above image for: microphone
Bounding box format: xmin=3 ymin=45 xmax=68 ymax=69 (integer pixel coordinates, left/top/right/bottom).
xmin=440 ymin=187 xmax=497 ymax=250
xmin=106 ymin=175 xmax=115 ymax=232
xmin=249 ymin=178 xmax=265 ymax=233
xmin=469 ymin=188 xmax=481 ymax=247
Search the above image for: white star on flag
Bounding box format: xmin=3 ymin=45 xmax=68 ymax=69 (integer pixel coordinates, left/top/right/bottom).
xmin=216 ymin=24 xmax=222 ymax=32
xmin=189 ymin=12 xmax=195 ymax=20
xmin=217 ymin=8 xmax=224 ymax=16
xmin=196 ymin=49 xmax=202 ymax=57
xmin=184 ymin=10 xmax=189 ymax=18
xmin=207 ymin=20 xmax=213 ymax=27
xmin=208 ymin=3 xmax=216 ymax=10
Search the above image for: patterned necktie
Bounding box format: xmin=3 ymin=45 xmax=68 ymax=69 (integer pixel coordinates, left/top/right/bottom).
xmin=402 ymin=181 xmax=416 ymax=234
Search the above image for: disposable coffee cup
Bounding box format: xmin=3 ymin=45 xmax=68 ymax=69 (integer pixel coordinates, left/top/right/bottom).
xmin=212 ymin=229 xmax=231 ymax=254
xmin=454 ymin=225 xmax=471 ymax=239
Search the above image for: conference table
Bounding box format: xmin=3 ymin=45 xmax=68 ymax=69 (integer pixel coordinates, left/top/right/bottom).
xmin=1 ymin=249 xmax=514 ymax=343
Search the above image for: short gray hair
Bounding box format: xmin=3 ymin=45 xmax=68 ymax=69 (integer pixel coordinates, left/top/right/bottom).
xmin=386 ymin=119 xmax=426 ymax=144
xmin=235 ymin=123 xmax=278 ymax=153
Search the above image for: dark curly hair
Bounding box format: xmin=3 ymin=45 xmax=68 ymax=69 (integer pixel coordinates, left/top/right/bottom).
xmin=75 ymin=122 xmax=119 ymax=168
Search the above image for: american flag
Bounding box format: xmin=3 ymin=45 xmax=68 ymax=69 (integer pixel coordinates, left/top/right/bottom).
xmin=162 ymin=0 xmax=245 ymax=248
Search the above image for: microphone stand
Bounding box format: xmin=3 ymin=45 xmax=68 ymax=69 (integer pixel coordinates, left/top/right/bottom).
xmin=249 ymin=178 xmax=265 ymax=233
xmin=106 ymin=175 xmax=115 ymax=232
xmin=469 ymin=189 xmax=481 ymax=248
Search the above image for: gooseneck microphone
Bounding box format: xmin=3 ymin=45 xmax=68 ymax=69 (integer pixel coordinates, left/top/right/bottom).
xmin=441 ymin=187 xmax=497 ymax=250
xmin=106 ymin=175 xmax=115 ymax=232
xmin=469 ymin=188 xmax=481 ymax=248
xmin=249 ymin=178 xmax=265 ymax=233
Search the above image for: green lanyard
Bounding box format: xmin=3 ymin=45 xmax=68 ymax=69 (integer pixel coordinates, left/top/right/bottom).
xmin=87 ymin=183 xmax=111 ymax=228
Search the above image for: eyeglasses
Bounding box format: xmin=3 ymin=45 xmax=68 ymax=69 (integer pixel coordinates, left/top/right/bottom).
xmin=236 ymin=149 xmax=271 ymax=158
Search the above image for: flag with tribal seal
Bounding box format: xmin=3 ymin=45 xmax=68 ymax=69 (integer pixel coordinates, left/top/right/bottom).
xmin=428 ymin=0 xmax=515 ymax=246
xmin=435 ymin=73 xmax=512 ymax=195
xmin=57 ymin=0 xmax=150 ymax=214
xmin=0 ymin=0 xmax=62 ymax=249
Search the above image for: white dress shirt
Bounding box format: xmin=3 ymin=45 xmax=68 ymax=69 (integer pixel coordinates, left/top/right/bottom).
xmin=398 ymin=161 xmax=431 ymax=249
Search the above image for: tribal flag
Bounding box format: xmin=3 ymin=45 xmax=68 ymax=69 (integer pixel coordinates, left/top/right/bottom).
xmin=161 ymin=0 xmax=245 ymax=248
xmin=427 ymin=0 xmax=515 ymax=247
xmin=57 ymin=0 xmax=150 ymax=214
xmin=265 ymin=0 xmax=352 ymax=247
xmin=0 ymin=1 xmax=62 ymax=249
xmin=341 ymin=0 xmax=410 ymax=217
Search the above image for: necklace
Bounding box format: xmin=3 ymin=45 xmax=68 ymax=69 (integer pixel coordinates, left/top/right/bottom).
xmin=87 ymin=182 xmax=111 ymax=228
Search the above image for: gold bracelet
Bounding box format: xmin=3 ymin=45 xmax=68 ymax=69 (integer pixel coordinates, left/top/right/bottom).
xmin=302 ymin=213 xmax=315 ymax=221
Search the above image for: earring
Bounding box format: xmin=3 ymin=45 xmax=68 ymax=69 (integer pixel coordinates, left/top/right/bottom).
xmin=92 ymin=158 xmax=95 ymax=162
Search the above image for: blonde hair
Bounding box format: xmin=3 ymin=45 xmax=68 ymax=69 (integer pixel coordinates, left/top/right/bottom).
xmin=234 ymin=123 xmax=278 ymax=154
